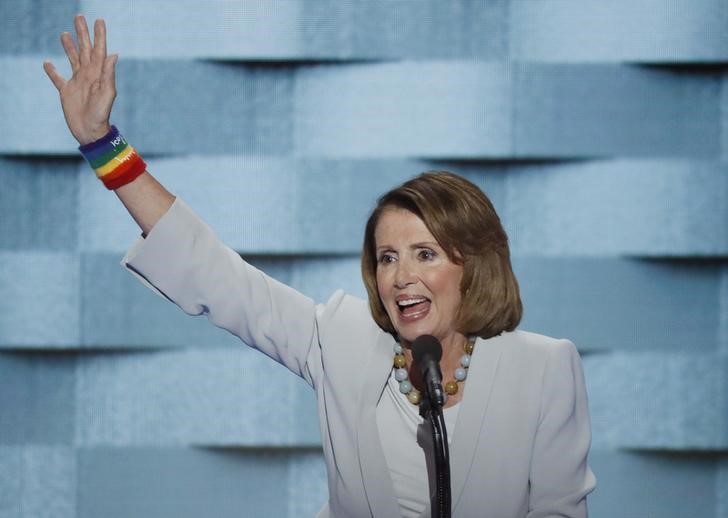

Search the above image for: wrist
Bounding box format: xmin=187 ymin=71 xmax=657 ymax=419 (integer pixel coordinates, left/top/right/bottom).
xmin=77 ymin=123 xmax=112 ymax=146
xmin=78 ymin=126 xmax=146 ymax=190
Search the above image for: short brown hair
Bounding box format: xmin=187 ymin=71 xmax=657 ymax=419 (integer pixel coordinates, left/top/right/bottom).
xmin=361 ymin=171 xmax=522 ymax=339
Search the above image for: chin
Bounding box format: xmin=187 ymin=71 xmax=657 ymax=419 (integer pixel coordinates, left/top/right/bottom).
xmin=394 ymin=325 xmax=434 ymax=345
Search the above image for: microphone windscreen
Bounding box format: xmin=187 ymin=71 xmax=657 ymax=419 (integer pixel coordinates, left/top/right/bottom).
xmin=412 ymin=335 xmax=443 ymax=363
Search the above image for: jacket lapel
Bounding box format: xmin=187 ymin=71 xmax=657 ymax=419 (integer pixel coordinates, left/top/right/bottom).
xmin=449 ymin=333 xmax=505 ymax=512
xmin=355 ymin=331 xmax=401 ymax=517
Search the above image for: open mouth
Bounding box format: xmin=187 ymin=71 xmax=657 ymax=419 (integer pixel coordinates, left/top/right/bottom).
xmin=396 ymin=297 xmax=431 ymax=317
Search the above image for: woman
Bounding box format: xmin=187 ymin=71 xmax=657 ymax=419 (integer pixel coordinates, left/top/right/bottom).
xmin=44 ymin=16 xmax=595 ymax=517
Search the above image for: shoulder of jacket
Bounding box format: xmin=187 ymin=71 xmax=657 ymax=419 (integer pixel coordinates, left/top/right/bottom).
xmin=317 ymin=290 xmax=381 ymax=335
xmin=319 ymin=289 xmax=367 ymax=317
xmin=495 ymin=329 xmax=577 ymax=359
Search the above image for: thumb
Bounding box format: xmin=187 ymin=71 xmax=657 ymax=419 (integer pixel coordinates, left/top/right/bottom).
xmin=43 ymin=61 xmax=67 ymax=92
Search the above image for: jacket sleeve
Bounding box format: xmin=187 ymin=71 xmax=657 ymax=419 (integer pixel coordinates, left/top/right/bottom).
xmin=121 ymin=198 xmax=322 ymax=387
xmin=527 ymin=340 xmax=597 ymax=518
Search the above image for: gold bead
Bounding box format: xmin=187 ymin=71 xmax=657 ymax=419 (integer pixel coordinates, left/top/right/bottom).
xmin=464 ymin=341 xmax=475 ymax=355
xmin=393 ymin=354 xmax=406 ymax=368
xmin=444 ymin=380 xmax=459 ymax=395
xmin=407 ymin=389 xmax=422 ymax=405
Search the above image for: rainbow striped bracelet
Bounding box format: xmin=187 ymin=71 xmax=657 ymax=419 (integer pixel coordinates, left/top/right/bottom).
xmin=78 ymin=126 xmax=146 ymax=190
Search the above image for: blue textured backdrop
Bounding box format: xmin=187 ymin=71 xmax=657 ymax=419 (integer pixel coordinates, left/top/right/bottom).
xmin=1 ymin=1 xmax=726 ymax=517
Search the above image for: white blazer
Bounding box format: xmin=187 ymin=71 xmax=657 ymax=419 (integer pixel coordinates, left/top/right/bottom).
xmin=123 ymin=199 xmax=596 ymax=517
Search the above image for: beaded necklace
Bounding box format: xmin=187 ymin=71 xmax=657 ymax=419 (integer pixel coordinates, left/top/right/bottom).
xmin=393 ymin=337 xmax=475 ymax=406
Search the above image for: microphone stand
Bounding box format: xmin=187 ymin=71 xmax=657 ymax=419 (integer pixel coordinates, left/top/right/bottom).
xmin=420 ymin=393 xmax=451 ymax=518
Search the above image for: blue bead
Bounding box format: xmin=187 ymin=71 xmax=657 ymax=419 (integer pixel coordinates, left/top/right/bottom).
xmin=399 ymin=380 xmax=412 ymax=394
xmin=395 ymin=368 xmax=409 ymax=382
xmin=393 ymin=344 xmax=403 ymax=355
xmin=454 ymin=367 xmax=467 ymax=381
xmin=460 ymin=354 xmax=471 ymax=368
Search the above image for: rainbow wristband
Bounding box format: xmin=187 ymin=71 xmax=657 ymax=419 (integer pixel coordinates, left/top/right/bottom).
xmin=78 ymin=126 xmax=146 ymax=190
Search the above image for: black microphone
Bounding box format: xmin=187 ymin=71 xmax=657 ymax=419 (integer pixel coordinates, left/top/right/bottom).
xmin=412 ymin=335 xmax=445 ymax=407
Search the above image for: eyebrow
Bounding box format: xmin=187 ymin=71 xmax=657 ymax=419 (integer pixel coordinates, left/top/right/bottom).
xmin=375 ymin=242 xmax=440 ymax=252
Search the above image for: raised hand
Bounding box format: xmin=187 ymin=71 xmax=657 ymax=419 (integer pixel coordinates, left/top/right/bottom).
xmin=43 ymin=16 xmax=118 ymax=145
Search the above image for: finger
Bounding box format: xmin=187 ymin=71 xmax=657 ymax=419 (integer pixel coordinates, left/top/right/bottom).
xmin=43 ymin=61 xmax=67 ymax=91
xmin=75 ymin=15 xmax=92 ymax=65
xmin=93 ymin=19 xmax=107 ymax=61
xmin=101 ymin=53 xmax=118 ymax=89
xmin=60 ymin=32 xmax=80 ymax=72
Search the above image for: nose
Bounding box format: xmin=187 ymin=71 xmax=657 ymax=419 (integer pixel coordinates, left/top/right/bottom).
xmin=394 ymin=259 xmax=417 ymax=289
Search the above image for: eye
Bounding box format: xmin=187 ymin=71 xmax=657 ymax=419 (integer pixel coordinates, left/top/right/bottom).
xmin=418 ymin=249 xmax=436 ymax=261
xmin=378 ymin=253 xmax=396 ymax=264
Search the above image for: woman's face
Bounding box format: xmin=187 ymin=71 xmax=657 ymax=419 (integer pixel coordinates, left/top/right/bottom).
xmin=374 ymin=207 xmax=464 ymax=348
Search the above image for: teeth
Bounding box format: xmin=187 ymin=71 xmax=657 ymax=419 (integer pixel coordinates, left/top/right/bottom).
xmin=397 ymin=298 xmax=427 ymax=307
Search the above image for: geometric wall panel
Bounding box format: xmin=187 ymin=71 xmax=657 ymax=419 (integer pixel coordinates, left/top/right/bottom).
xmin=0 ymin=57 xmax=80 ymax=154
xmin=0 ymin=448 xmax=326 ymax=518
xmin=722 ymin=268 xmax=728 ymax=354
xmin=294 ymin=62 xmax=513 ymax=158
xmin=0 ymin=2 xmax=79 ymax=54
xmin=295 ymin=64 xmax=722 ymax=159
xmin=80 ymin=0 xmax=304 ymax=60
xmin=1 ymin=57 xmax=294 ymax=155
xmin=70 ymin=1 xmax=728 ymax=64
xmin=585 ymin=353 xmax=728 ymax=450
xmin=0 ymin=159 xmax=78 ymax=251
xmin=77 ymin=158 xmax=727 ymax=256
xmin=81 ymin=252 xmax=238 ymax=349
xmin=5 ymin=249 xmax=718 ymax=360
xmin=80 ymin=0 xmax=508 ymax=61
xmin=74 ymin=348 xmax=320 ymax=446
xmin=0 ymin=446 xmax=76 ymax=518
xmin=722 ymin=72 xmax=728 ymax=162
xmin=285 ymin=452 xmax=329 ymax=518
xmin=39 ymin=253 xmax=722 ymax=356
xmin=89 ymin=255 xmax=728 ymax=354
xmin=3 ymin=2 xmax=726 ymax=516
xmin=113 ymin=60 xmax=295 ymax=156
xmin=0 ymin=253 xmax=80 ymax=347
xmin=510 ymin=0 xmax=728 ymax=63
xmin=247 ymin=256 xmax=366 ymax=304
xmin=719 ymin=463 xmax=728 ymax=518
xmin=78 ymin=158 xmax=416 ymax=253
xmin=0 ymin=353 xmax=76 ymax=444
xmin=503 ymin=160 xmax=728 ymax=256
xmin=77 ymin=447 xmax=326 ymax=518
xmin=82 ymin=252 xmax=364 ymax=348
xmin=516 ymin=257 xmax=723 ymax=352
xmin=587 ymin=449 xmax=719 ymax=518
xmin=12 ymin=59 xmax=724 ymax=158
xmin=511 ymin=65 xmax=722 ymax=158
xmin=329 ymin=64 xmax=724 ymax=159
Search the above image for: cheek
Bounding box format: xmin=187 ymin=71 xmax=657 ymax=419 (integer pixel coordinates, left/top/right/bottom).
xmin=376 ymin=271 xmax=399 ymax=320
xmin=375 ymin=271 xmax=387 ymax=302
xmin=441 ymin=270 xmax=464 ymax=309
xmin=449 ymin=287 xmax=463 ymax=311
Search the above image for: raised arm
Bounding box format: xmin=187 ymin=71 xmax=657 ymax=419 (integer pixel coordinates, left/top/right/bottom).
xmin=43 ymin=15 xmax=173 ymax=235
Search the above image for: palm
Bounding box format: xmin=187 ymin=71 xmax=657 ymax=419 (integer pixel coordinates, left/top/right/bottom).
xmin=43 ymin=16 xmax=117 ymax=145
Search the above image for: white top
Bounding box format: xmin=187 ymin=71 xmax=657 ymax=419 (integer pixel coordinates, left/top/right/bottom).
xmin=377 ymin=369 xmax=460 ymax=518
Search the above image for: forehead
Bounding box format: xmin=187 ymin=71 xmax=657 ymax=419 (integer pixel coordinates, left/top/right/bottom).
xmin=374 ymin=208 xmax=435 ymax=246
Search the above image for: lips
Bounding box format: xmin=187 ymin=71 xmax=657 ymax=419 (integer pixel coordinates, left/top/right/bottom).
xmin=396 ymin=296 xmax=431 ymax=320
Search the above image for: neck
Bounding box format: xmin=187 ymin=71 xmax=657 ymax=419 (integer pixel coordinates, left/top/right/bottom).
xmin=401 ymin=333 xmax=468 ymax=367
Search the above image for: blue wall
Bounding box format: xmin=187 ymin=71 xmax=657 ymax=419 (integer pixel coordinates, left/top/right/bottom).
xmin=1 ymin=1 xmax=726 ymax=516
